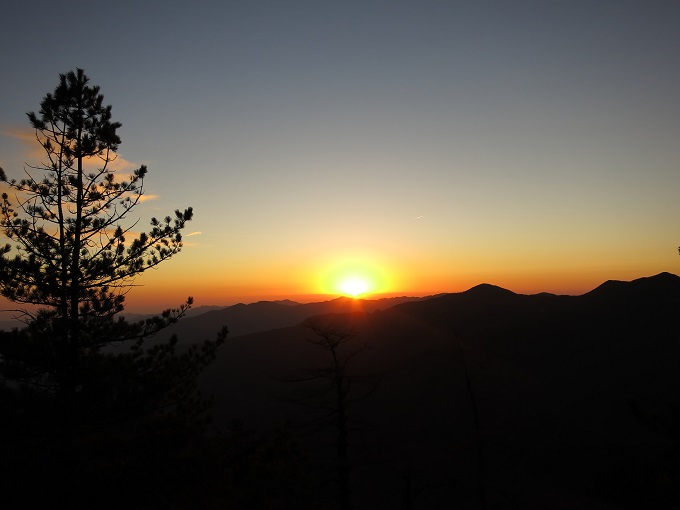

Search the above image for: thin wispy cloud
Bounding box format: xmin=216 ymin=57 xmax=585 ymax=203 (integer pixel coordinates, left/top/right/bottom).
xmin=2 ymin=126 xmax=140 ymax=174
xmin=138 ymin=194 xmax=159 ymax=203
xmin=2 ymin=127 xmax=161 ymax=218
xmin=2 ymin=127 xmax=44 ymax=161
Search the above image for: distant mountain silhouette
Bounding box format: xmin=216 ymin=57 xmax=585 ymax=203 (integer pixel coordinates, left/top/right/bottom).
xmin=151 ymin=295 xmax=424 ymax=343
xmin=197 ymin=272 xmax=680 ymax=509
xmin=0 ymin=304 xmax=227 ymax=332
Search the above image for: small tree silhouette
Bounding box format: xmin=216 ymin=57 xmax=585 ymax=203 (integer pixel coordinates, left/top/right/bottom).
xmin=453 ymin=332 xmax=489 ymax=510
xmin=282 ymin=315 xmax=375 ymax=510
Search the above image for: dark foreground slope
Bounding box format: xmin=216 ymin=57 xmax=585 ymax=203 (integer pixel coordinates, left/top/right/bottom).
xmin=199 ymin=272 xmax=680 ymax=509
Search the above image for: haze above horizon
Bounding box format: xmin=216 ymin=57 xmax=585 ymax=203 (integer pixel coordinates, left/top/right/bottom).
xmin=2 ymin=1 xmax=679 ymax=314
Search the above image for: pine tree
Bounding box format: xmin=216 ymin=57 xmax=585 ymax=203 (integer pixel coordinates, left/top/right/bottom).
xmin=0 ymin=69 xmax=196 ymax=401
xmin=0 ymin=69 xmax=225 ymax=507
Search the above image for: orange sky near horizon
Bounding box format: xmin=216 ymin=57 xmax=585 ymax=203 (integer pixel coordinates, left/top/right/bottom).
xmin=0 ymin=235 xmax=676 ymax=315
xmin=123 ymin=245 xmax=677 ymax=313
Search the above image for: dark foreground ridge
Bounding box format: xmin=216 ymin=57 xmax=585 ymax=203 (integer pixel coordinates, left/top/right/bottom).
xmin=2 ymin=272 xmax=679 ymax=509
xmin=199 ymin=272 xmax=680 ymax=509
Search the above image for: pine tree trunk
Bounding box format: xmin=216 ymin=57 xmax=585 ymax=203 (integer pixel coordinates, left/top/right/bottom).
xmin=336 ymin=372 xmax=350 ymax=509
xmin=66 ymin=129 xmax=84 ymax=406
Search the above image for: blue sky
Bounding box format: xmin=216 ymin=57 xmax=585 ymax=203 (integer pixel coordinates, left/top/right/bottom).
xmin=2 ymin=0 xmax=680 ymax=311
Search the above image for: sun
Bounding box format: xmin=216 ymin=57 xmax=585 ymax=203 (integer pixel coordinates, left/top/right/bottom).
xmin=339 ymin=277 xmax=370 ymax=298
xmin=317 ymin=255 xmax=391 ymax=299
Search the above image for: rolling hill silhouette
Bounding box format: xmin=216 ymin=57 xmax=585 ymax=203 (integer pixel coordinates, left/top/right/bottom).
xmin=195 ymin=272 xmax=680 ymax=509
xmin=151 ymin=295 xmax=423 ymax=343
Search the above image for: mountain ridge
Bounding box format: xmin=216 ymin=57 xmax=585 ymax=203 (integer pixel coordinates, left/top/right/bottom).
xmin=197 ymin=270 xmax=680 ymax=508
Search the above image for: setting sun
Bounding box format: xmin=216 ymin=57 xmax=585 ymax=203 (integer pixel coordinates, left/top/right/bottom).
xmin=315 ymin=254 xmax=393 ymax=299
xmin=339 ymin=277 xmax=370 ymax=298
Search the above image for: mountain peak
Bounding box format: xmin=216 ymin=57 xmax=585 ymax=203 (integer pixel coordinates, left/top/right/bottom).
xmin=464 ymin=283 xmax=516 ymax=297
xmin=585 ymin=271 xmax=680 ymax=298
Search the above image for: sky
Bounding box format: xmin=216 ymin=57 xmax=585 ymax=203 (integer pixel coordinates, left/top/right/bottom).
xmin=1 ymin=0 xmax=680 ymax=312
